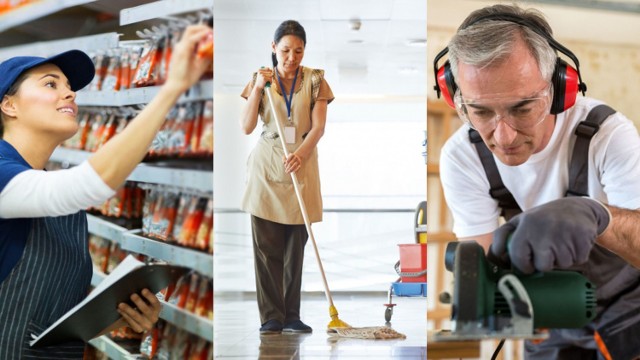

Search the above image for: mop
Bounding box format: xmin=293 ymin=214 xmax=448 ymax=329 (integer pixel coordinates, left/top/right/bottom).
xmin=263 ymin=77 xmax=406 ymax=340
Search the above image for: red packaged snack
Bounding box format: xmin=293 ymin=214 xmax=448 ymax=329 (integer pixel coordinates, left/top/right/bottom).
xmin=167 ymin=105 xmax=189 ymax=156
xmin=184 ymin=273 xmax=201 ymax=313
xmin=102 ymin=51 xmax=121 ymax=91
xmin=157 ymin=191 xmax=179 ymax=241
xmin=171 ymin=193 xmax=192 ymax=243
xmin=198 ymin=100 xmax=213 ymax=156
xmin=194 ymin=277 xmax=213 ymax=320
xmin=178 ymin=197 xmax=207 ymax=248
xmin=108 ymin=185 xmax=126 ymax=217
xmin=97 ymin=114 xmax=118 ymax=150
xmin=167 ymin=273 xmax=192 ymax=309
xmin=189 ymin=102 xmax=204 ymax=155
xmin=84 ymin=112 xmax=106 ymax=152
xmin=188 ymin=338 xmax=210 ymax=360
xmin=139 ymin=322 xmax=163 ymax=358
xmin=149 ymin=189 xmax=167 ymax=239
xmin=149 ymin=107 xmax=177 ymax=157
xmin=89 ymin=53 xmax=108 ymax=91
xmin=132 ymin=185 xmax=145 ymax=219
xmin=142 ymin=186 xmax=160 ymax=236
xmin=195 ymin=198 xmax=213 ymax=251
xmin=156 ymin=33 xmax=171 ymax=85
xmin=131 ymin=40 xmax=159 ymax=87
xmin=88 ymin=235 xmax=111 ymax=273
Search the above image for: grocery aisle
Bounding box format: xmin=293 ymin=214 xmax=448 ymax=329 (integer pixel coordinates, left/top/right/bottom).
xmin=215 ymin=292 xmax=426 ymax=359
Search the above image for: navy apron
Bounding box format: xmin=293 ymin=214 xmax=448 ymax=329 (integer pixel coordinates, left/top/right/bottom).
xmin=0 ymin=211 xmax=92 ymax=359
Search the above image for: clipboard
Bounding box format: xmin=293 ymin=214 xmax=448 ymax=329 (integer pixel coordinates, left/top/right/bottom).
xmin=30 ymin=255 xmax=190 ymax=348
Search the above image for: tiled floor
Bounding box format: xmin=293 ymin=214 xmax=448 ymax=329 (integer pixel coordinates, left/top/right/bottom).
xmin=214 ymin=292 xmax=426 ymax=359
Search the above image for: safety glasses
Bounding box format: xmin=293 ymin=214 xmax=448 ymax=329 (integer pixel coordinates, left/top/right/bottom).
xmin=454 ymin=84 xmax=552 ymax=132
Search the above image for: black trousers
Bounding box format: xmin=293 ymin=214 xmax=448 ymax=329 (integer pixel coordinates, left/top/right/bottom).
xmin=251 ymin=215 xmax=308 ymax=324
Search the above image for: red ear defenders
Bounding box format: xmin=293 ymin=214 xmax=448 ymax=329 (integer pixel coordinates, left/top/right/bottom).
xmin=433 ymin=13 xmax=587 ymax=115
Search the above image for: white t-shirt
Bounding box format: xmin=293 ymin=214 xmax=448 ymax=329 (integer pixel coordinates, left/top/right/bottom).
xmin=0 ymin=161 xmax=115 ymax=219
xmin=440 ymin=96 xmax=640 ymax=238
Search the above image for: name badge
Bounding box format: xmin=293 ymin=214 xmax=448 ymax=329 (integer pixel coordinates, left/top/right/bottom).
xmin=284 ymin=126 xmax=296 ymax=144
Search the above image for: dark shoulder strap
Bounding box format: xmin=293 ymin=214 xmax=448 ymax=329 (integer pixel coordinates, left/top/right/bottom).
xmin=468 ymin=128 xmax=522 ymax=220
xmin=566 ymin=104 xmax=616 ymax=197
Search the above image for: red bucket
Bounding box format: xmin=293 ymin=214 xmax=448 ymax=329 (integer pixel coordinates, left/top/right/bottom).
xmin=398 ymin=244 xmax=426 ymax=282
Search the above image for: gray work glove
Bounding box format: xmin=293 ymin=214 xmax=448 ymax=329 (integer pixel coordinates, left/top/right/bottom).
xmin=490 ymin=197 xmax=611 ymax=274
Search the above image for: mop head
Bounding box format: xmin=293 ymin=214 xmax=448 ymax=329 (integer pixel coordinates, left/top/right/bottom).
xmin=328 ymin=326 xmax=407 ymax=340
xmin=326 ymin=305 xmax=406 ymax=339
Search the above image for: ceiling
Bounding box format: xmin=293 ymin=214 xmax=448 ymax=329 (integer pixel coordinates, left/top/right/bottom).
xmin=214 ymin=0 xmax=427 ymax=97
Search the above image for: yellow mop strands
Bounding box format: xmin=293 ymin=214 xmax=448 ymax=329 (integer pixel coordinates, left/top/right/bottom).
xmin=329 ymin=327 xmax=407 ymax=340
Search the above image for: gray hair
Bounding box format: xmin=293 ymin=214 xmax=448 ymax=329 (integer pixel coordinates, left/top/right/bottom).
xmin=448 ymin=4 xmax=557 ymax=87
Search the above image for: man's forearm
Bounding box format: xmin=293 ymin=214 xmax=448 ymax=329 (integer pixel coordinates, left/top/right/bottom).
xmin=597 ymin=205 xmax=640 ymax=268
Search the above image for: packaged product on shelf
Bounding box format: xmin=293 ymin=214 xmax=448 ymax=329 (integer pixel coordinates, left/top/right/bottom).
xmin=177 ymin=197 xmax=208 ymax=248
xmin=89 ymin=235 xmax=111 ymax=273
xmin=142 ymin=186 xmax=160 ymax=236
xmin=89 ymin=52 xmax=108 ymax=91
xmin=198 ymin=100 xmax=213 ymax=156
xmin=65 ymin=111 xmax=91 ymax=149
xmin=171 ymin=329 xmax=191 ymax=359
xmin=167 ymin=104 xmax=189 ymax=156
xmin=188 ymin=337 xmax=211 ymax=360
xmin=132 ymin=37 xmax=163 ymax=87
xmin=106 ymin=242 xmax=128 ymax=274
xmin=150 ymin=190 xmax=179 ymax=242
xmin=85 ymin=112 xmax=107 ymax=152
xmin=194 ymin=198 xmax=213 ymax=251
xmin=157 ymin=32 xmax=172 ymax=85
xmin=132 ymin=185 xmax=145 ymax=219
xmin=155 ymin=322 xmax=176 ymax=360
xmin=107 ymin=185 xmax=127 ymax=218
xmin=118 ymin=49 xmax=131 ymax=90
xmin=184 ymin=273 xmax=204 ymax=313
xmin=102 ymin=50 xmax=122 ymax=91
xmin=97 ymin=114 xmax=118 ymax=151
xmin=149 ymin=106 xmax=176 ymax=157
xmin=172 ymin=193 xmax=192 ymax=242
xmin=189 ymin=102 xmax=204 ymax=156
xmin=126 ymin=46 xmax=144 ymax=90
xmin=194 ymin=277 xmax=213 ymax=320
xmin=140 ymin=321 xmax=164 ymax=359
xmin=167 ymin=272 xmax=193 ymax=309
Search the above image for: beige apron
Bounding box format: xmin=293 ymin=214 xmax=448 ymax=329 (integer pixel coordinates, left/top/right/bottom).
xmin=241 ymin=67 xmax=324 ymax=224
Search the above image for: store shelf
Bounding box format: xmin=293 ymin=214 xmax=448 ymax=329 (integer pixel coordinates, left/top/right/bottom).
xmin=88 ymin=336 xmax=137 ymax=360
xmin=121 ymin=231 xmax=213 ymax=278
xmin=87 ymin=213 xmax=127 ymax=244
xmin=0 ymin=0 xmax=97 ymax=34
xmin=76 ymin=79 xmax=213 ymax=106
xmin=0 ymin=32 xmax=119 ymax=60
xmin=159 ymin=301 xmax=213 ymax=342
xmin=120 ymin=0 xmax=212 ymax=26
xmin=50 ymin=148 xmax=213 ymax=193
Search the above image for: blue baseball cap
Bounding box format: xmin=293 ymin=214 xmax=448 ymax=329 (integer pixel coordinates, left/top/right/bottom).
xmin=0 ymin=49 xmax=95 ymax=99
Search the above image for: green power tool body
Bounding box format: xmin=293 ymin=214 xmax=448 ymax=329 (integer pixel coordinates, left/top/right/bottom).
xmin=432 ymin=240 xmax=597 ymax=341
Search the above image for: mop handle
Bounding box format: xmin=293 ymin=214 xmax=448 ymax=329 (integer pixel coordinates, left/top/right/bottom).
xmin=264 ymin=83 xmax=335 ymax=308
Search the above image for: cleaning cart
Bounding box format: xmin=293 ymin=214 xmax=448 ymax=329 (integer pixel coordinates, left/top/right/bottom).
xmin=384 ymin=201 xmax=427 ymax=322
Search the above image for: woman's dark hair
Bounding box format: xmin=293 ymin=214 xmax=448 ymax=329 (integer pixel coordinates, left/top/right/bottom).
xmin=0 ymin=72 xmax=28 ymax=138
xmin=272 ymin=20 xmax=306 ymax=67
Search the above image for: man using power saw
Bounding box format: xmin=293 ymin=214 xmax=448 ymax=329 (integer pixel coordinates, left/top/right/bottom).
xmin=434 ymin=3 xmax=640 ymax=359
